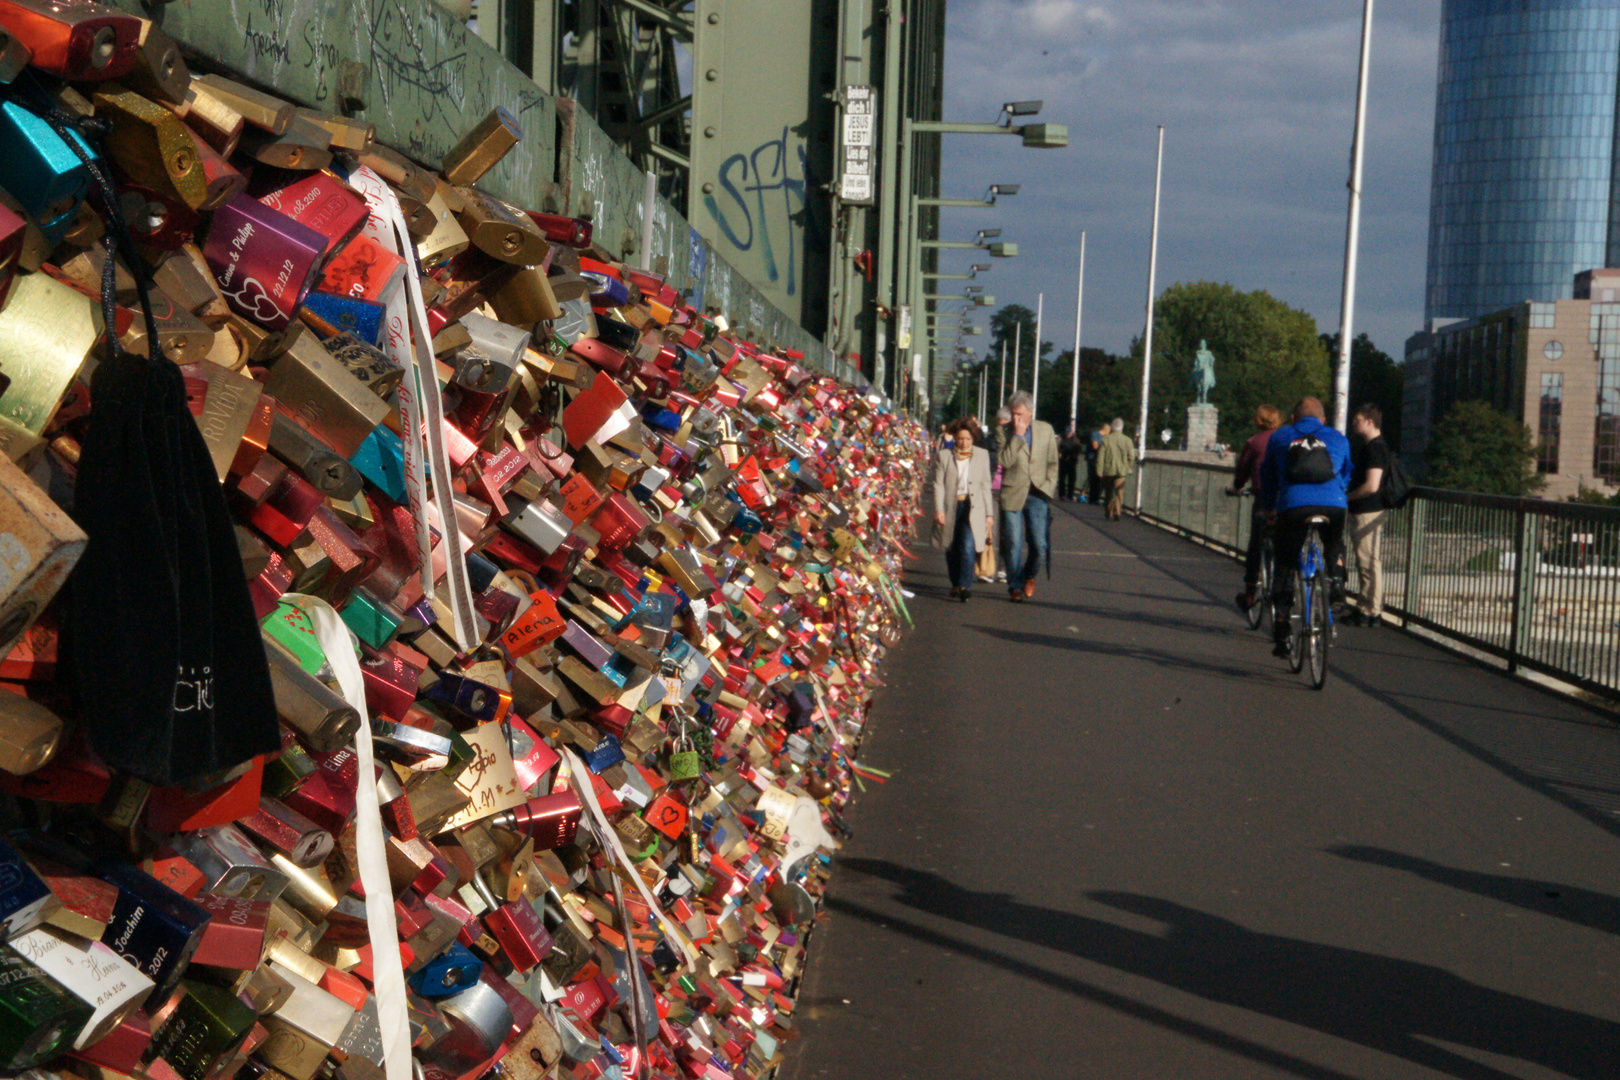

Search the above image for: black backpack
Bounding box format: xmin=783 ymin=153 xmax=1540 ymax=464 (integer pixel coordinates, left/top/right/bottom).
xmin=1380 ymin=453 xmax=1413 ymax=510
xmin=1285 ymin=435 xmax=1336 ymax=485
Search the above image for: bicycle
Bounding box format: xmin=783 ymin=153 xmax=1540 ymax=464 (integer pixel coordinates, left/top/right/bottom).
xmin=1286 ymin=515 xmax=1335 ymax=689
xmin=1228 ymin=489 xmax=1274 ymax=633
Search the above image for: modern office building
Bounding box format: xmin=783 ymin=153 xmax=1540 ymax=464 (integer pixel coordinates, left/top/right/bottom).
xmin=1424 ymin=0 xmax=1620 ymax=324
xmin=1407 ymin=0 xmax=1620 ymax=495
xmin=1404 ymin=269 xmax=1620 ymax=499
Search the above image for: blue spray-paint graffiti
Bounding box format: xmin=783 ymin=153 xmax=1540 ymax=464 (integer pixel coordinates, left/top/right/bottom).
xmin=688 ymin=228 xmax=708 ymax=312
xmin=703 ymin=127 xmax=808 ymax=297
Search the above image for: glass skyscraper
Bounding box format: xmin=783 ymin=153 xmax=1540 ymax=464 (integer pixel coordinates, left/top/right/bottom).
xmin=1424 ymin=0 xmax=1620 ymax=323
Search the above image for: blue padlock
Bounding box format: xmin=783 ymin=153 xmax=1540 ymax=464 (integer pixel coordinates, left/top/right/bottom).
xmin=0 ymin=99 xmax=93 ymax=245
xmin=582 ymin=735 xmax=624 ymax=774
xmin=409 ymin=943 xmax=483 ymax=998
xmin=303 ymin=291 xmax=387 ymax=347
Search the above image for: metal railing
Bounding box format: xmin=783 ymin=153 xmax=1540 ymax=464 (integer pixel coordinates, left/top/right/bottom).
xmin=1128 ymin=458 xmax=1620 ymax=703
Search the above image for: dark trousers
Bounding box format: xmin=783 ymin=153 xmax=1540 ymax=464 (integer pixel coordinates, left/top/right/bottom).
xmin=1243 ymin=508 xmax=1269 ymax=589
xmin=944 ymin=499 xmax=977 ymax=591
xmin=1271 ymin=506 xmax=1346 ymax=641
xmin=1086 ymin=460 xmax=1102 ymax=504
xmin=1058 ymin=457 xmax=1079 ymax=500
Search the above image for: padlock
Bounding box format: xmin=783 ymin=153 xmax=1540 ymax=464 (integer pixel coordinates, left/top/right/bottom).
xmin=441 ymin=107 xmax=522 ymax=187
xmin=145 ymin=978 xmax=257 ymax=1080
xmin=93 ymin=86 xmax=207 ymax=211
xmin=262 ymin=331 xmax=392 ymax=458
xmin=0 ymin=945 xmax=93 ymax=1068
xmin=203 ymin=194 xmax=327 ymax=330
xmin=0 ymin=0 xmax=140 ymax=80
xmin=240 ymin=114 xmax=334 ymax=171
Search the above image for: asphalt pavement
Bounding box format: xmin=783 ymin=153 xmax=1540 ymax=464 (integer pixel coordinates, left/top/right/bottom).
xmin=780 ymin=499 xmax=1620 ymax=1080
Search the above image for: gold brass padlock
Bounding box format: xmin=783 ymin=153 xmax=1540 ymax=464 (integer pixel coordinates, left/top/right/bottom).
xmin=457 ymin=188 xmax=547 ymax=266
xmin=441 ymin=107 xmax=522 ymax=187
xmin=92 ymin=85 xmax=207 ymax=211
xmin=192 ymin=74 xmax=293 ymax=134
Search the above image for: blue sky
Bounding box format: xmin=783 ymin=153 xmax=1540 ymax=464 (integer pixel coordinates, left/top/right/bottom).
xmin=934 ymin=0 xmax=1443 ymax=362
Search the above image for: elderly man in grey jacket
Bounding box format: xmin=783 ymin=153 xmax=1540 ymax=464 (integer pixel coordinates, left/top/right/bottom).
xmin=995 ymin=391 xmax=1060 ymax=601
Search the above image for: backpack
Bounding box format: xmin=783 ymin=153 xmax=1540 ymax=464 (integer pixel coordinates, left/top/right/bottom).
xmin=1380 ymin=453 xmax=1413 ymax=510
xmin=1285 ymin=435 xmax=1336 ymax=485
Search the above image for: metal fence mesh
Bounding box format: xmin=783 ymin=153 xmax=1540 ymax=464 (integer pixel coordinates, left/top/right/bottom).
xmin=1131 ymin=460 xmax=1620 ymax=701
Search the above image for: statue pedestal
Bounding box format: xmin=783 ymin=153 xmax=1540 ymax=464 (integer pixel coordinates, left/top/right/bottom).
xmin=1187 ymin=403 xmax=1220 ymax=452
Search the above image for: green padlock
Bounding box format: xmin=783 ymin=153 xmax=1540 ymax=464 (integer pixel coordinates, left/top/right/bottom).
xmin=668 ymin=706 xmax=702 ymax=782
xmin=669 ymin=749 xmax=702 ymax=783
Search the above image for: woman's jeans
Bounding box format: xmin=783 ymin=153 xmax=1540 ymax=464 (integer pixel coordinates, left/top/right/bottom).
xmin=945 ymin=499 xmax=976 ymax=590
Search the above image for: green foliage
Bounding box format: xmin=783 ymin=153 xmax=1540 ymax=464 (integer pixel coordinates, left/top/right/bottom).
xmin=1131 ymin=282 xmax=1331 ymax=447
xmin=1567 ymin=486 xmax=1620 ymax=507
xmin=1322 ymin=331 xmax=1405 ymax=449
xmin=1426 ymin=400 xmax=1545 ymax=497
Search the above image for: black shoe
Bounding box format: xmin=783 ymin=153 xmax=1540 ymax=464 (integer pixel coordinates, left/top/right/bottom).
xmin=1009 ymin=589 xmax=1024 ymax=603
xmin=960 ymin=589 xmax=971 ymax=603
xmin=1272 ymin=639 xmax=1291 ymax=658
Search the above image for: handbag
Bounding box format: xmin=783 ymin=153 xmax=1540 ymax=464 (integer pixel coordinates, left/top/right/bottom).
xmin=975 ymin=543 xmax=997 ymax=578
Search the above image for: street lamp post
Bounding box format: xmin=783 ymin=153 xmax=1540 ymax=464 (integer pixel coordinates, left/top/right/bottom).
xmin=888 ymin=103 xmax=1067 ymax=401
xmin=1069 ymin=233 xmax=1086 ymax=430
xmin=1032 ymin=292 xmax=1044 ymax=420
xmin=1333 ymin=0 xmax=1375 ymax=431
xmin=1135 ymin=126 xmax=1166 ymax=510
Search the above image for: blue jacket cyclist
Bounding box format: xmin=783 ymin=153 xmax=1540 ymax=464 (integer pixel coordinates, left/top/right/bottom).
xmin=1260 ymin=397 xmax=1352 ymax=655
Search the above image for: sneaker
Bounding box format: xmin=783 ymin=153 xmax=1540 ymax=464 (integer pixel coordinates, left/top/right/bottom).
xmin=976 ymin=574 xmax=994 ymax=583
xmin=995 ymin=571 xmax=1007 ymax=583
xmin=900 ymin=589 xmax=915 ymax=599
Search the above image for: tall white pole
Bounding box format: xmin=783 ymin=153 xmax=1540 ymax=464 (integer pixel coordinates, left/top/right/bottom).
xmin=1031 ymin=293 xmax=1044 ymax=420
xmin=1333 ymin=0 xmax=1374 ymax=432
xmin=1012 ymin=319 xmax=1022 ymax=396
xmin=1069 ymin=232 xmax=1086 ymax=428
xmin=1134 ymin=125 xmax=1166 ymax=511
xmin=998 ymin=341 xmax=1007 ymax=406
xmin=978 ymin=367 xmax=987 ymax=425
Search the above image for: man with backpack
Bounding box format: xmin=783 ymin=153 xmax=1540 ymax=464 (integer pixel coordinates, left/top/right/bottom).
xmin=1346 ymin=403 xmax=1393 ymax=627
xmin=1261 ymin=397 xmax=1353 ymax=657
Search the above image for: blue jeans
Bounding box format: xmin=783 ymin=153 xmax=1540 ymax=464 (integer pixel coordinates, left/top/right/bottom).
xmin=944 ymin=500 xmax=976 ymax=590
xmin=1001 ymin=494 xmax=1050 ymax=593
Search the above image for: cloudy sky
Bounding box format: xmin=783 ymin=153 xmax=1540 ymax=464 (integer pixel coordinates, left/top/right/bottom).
xmin=933 ymin=0 xmax=1444 ymax=362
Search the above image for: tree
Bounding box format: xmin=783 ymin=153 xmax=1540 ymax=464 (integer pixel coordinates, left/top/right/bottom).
xmin=1044 ymin=347 xmax=1138 ymax=433
xmin=1425 ymin=400 xmax=1545 ymax=497
xmin=984 ymin=304 xmax=1054 ymax=407
xmin=1131 ymin=282 xmax=1331 ymax=448
xmin=1321 ymin=331 xmax=1404 ymax=449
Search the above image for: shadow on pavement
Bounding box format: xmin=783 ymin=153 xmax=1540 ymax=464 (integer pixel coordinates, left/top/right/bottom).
xmin=1328 ymin=845 xmax=1620 ymax=938
xmin=834 ymin=857 xmax=1620 ymax=1080
xmin=963 ymin=623 xmax=1268 ymax=683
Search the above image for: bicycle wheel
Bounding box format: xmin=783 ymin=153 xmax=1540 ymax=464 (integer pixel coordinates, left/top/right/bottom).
xmin=1307 ymin=567 xmax=1330 ymax=689
xmin=1244 ymin=557 xmax=1266 ymax=631
xmin=1288 ymin=569 xmax=1306 ymax=674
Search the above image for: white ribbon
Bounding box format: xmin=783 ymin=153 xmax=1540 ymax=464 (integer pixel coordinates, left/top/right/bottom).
xmin=282 ymin=595 xmax=411 ymax=1080
xmin=560 ymin=747 xmax=699 ymax=970
xmin=346 ymin=167 xmax=479 ymax=651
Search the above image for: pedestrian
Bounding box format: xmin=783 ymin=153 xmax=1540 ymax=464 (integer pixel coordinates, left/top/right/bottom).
xmin=1345 ymin=402 xmax=1392 ymax=627
xmin=1227 ymin=404 xmax=1284 ymax=611
xmin=931 ymin=417 xmax=995 ymax=602
xmin=1095 ymin=418 xmax=1135 ymax=521
xmin=1086 ymin=424 xmax=1104 ymax=504
xmin=1058 ymin=421 xmax=1084 ymax=500
xmin=995 ymin=391 xmax=1059 ymax=602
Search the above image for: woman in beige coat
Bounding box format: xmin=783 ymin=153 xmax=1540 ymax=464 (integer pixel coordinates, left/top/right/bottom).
xmin=931 ymin=417 xmax=995 ymax=601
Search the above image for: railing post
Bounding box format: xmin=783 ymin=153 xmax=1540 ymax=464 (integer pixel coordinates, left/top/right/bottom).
xmin=1202 ymin=467 xmax=1215 ymax=543
xmin=1508 ymin=509 xmax=1539 ymax=673
xmin=1402 ymin=497 xmax=1428 ymax=623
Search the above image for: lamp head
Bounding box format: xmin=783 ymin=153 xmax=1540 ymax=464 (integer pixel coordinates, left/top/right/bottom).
xmin=1003 ymin=100 xmax=1043 ymax=117
xmin=987 ymin=243 xmax=1018 ymax=257
xmin=1019 ymin=123 xmax=1069 ymax=149
xmin=976 ymin=228 xmax=1002 ymax=240
xmin=989 ymin=184 xmax=1021 ymax=196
